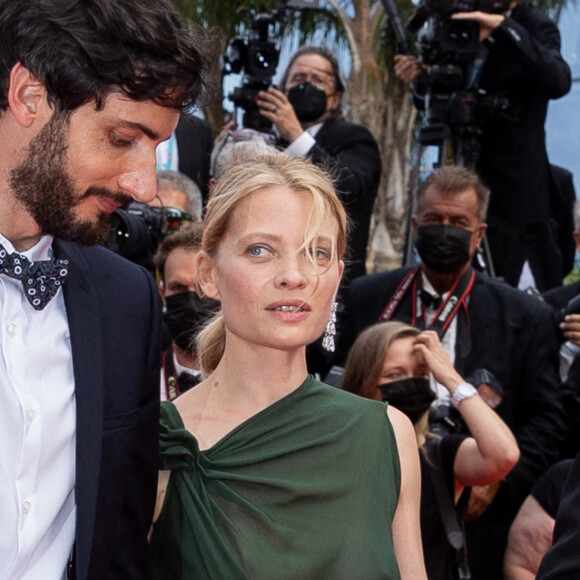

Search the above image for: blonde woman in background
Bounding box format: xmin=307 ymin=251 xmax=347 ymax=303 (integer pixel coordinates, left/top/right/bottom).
xmin=342 ymin=321 xmax=519 ymax=580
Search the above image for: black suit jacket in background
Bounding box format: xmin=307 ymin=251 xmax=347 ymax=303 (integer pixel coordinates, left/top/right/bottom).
xmin=305 ymin=118 xmax=381 ymax=283
xmin=175 ymin=114 xmax=214 ymax=209
xmin=477 ymin=1 xmax=571 ymax=228
xmin=54 ymin=241 xmax=161 ymax=580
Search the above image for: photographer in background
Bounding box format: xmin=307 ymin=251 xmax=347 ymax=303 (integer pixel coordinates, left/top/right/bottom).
xmin=335 ymin=165 xmax=564 ymax=580
xmin=256 ymin=45 xmax=381 ymax=284
xmin=395 ymin=0 xmax=571 ymax=292
xmin=342 ymin=322 xmax=519 ymax=580
xmin=154 ymin=224 xmax=220 ymax=401
xmin=105 ymin=172 xmax=201 ymax=273
xmin=149 ymin=170 xmax=204 ymax=222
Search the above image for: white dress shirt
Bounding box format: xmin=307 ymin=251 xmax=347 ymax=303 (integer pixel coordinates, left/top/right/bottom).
xmin=0 ymin=233 xmax=76 ymax=580
xmin=284 ymin=122 xmax=323 ymax=157
xmin=159 ymin=350 xmax=202 ymax=402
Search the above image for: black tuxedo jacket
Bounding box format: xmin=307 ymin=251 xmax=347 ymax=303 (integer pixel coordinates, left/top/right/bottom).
xmin=54 ymin=240 xmax=161 ymax=580
xmin=337 ymin=267 xmax=564 ymax=505
xmin=306 ymin=118 xmax=381 ymax=282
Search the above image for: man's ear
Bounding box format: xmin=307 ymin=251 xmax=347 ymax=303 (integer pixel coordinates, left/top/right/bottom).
xmin=158 ymin=280 xmax=166 ymax=306
xmin=7 ymin=63 xmax=49 ymax=127
xmin=475 ymin=223 xmax=488 ymax=248
xmin=195 ymin=250 xmax=220 ymax=300
xmin=411 ymin=215 xmax=419 ymax=235
xmin=328 ymin=91 xmax=342 ymax=112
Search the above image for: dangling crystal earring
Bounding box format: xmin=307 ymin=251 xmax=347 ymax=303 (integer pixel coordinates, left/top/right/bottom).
xmin=322 ymin=301 xmax=338 ymax=352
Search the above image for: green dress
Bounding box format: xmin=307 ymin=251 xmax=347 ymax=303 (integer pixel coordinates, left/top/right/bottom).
xmin=150 ymin=375 xmax=401 ymax=579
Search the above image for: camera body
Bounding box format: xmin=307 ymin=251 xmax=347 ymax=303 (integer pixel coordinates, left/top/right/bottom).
xmin=224 ymin=13 xmax=281 ymax=133
xmin=104 ymin=202 xmax=192 ymax=269
xmin=409 ymin=0 xmax=511 ymax=164
xmin=417 ymin=0 xmax=509 ymax=63
xmin=430 ymin=368 xmax=504 ymax=436
xmin=223 ymin=0 xmax=320 ymax=131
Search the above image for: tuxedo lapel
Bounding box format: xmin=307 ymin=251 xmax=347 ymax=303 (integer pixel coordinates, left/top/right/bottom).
xmin=54 ymin=240 xmax=104 ymax=579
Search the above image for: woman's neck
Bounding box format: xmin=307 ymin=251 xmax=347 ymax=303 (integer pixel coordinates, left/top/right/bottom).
xmin=211 ymin=340 xmax=309 ymax=412
xmin=175 ymin=340 xmax=309 ymax=451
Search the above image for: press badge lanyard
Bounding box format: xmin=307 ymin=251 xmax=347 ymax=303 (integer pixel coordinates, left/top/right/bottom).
xmin=379 ymin=267 xmax=475 ymax=338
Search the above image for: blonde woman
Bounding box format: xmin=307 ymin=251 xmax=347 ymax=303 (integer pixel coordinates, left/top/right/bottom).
xmin=149 ymin=155 xmax=426 ymax=579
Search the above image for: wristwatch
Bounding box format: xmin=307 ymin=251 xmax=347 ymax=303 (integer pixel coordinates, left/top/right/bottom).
xmin=451 ymin=382 xmax=478 ymax=409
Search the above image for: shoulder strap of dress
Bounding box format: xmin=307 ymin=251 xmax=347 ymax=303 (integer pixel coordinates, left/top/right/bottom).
xmin=160 ymin=400 xmax=186 ymax=430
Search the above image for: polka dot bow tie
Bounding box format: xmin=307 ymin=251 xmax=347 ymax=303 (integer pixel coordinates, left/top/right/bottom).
xmin=0 ymin=244 xmax=69 ymax=310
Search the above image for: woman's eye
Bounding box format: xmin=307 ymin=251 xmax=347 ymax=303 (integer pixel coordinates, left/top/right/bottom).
xmin=248 ymin=245 xmax=269 ymax=257
xmin=307 ymin=246 xmax=331 ymax=263
xmin=415 ymin=367 xmax=430 ymax=380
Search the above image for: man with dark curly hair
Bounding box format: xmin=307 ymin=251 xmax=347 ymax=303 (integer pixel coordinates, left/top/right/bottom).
xmin=0 ymin=1 xmax=211 ymax=578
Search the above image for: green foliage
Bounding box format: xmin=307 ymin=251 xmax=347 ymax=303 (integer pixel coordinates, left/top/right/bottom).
xmin=564 ymin=270 xmax=580 ymax=285
xmin=174 ymin=0 xmax=344 ymax=46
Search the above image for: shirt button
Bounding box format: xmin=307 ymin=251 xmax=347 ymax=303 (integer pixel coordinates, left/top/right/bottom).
xmin=25 ymin=409 xmax=36 ymax=422
xmin=22 ymin=501 xmax=32 ymax=514
xmin=7 ymin=323 xmax=17 ymax=336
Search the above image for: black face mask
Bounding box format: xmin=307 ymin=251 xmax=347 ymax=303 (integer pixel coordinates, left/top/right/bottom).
xmin=378 ymin=377 xmax=436 ymax=424
xmin=287 ymin=82 xmax=328 ymax=123
xmin=163 ymin=291 xmax=220 ymax=353
xmin=415 ymin=225 xmax=473 ymax=274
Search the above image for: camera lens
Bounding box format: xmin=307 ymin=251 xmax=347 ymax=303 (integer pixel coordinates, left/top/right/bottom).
xmin=254 ymin=50 xmax=272 ymax=70
xmin=105 ymin=208 xmax=151 ymax=256
xmin=446 ymin=20 xmax=476 ymax=47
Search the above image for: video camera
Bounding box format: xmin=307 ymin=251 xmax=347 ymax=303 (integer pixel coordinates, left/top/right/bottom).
xmin=104 ymin=202 xmax=193 ymax=269
xmin=404 ymin=0 xmax=511 ymax=166
xmin=222 ymin=0 xmax=320 ymax=132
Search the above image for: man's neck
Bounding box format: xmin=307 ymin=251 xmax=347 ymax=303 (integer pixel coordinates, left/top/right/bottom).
xmin=421 ymin=263 xmax=470 ymax=295
xmin=0 ymin=193 xmax=43 ymax=251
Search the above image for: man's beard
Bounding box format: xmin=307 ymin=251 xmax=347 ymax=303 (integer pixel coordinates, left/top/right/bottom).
xmin=9 ymin=115 xmax=131 ymax=246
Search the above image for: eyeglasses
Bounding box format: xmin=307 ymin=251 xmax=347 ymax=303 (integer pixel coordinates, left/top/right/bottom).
xmin=287 ymin=72 xmax=334 ymax=90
